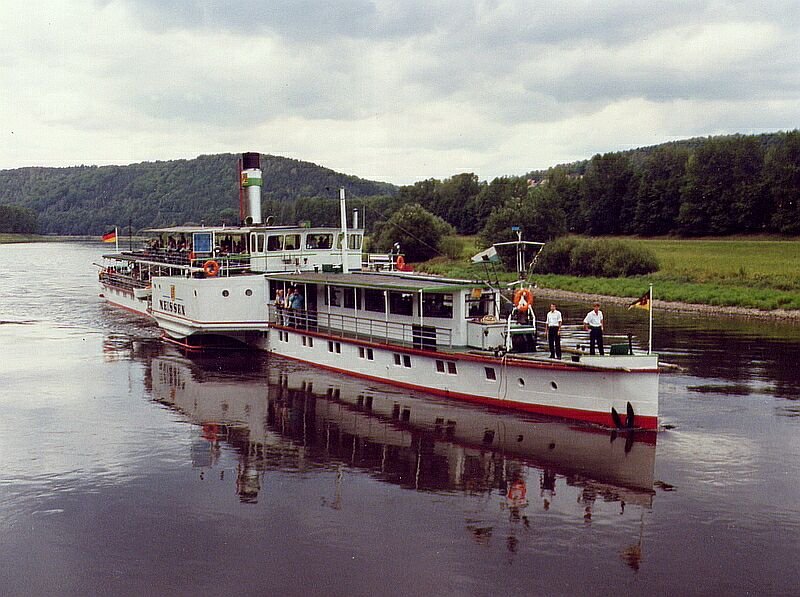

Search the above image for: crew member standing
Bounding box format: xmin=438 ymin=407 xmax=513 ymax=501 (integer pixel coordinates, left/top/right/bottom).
xmin=583 ymin=302 xmax=604 ymax=356
xmin=546 ymin=303 xmax=563 ymax=359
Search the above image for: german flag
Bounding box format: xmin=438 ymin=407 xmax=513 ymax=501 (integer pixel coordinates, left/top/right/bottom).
xmin=628 ymin=289 xmax=651 ymax=310
xmin=101 ymin=229 xmax=117 ymax=243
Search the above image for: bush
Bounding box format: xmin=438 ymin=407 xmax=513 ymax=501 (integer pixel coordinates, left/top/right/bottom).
xmin=537 ymin=237 xmax=659 ymax=277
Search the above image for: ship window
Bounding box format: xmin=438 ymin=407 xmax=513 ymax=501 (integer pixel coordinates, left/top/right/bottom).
xmin=359 ymin=347 xmax=365 ymax=358
xmin=256 ymin=234 xmax=265 ymax=253
xmin=394 ymin=353 xmax=401 ymax=366
xmin=267 ymin=235 xmax=283 ymax=251
xmin=245 ymin=289 xmax=253 ymax=297
xmin=403 ymin=355 xmax=412 ymax=368
xmin=389 ymin=291 xmax=413 ymax=316
xmin=348 ymin=234 xmax=362 ymax=250
xmin=302 ymin=336 xmax=307 ymax=346
xmin=366 ymin=348 xmax=374 ymax=360
xmin=335 ymin=342 xmax=341 ymax=354
xmin=485 ymin=367 xmax=496 ymax=381
xmin=326 ymin=286 xmax=341 ymax=307
xmin=308 ymin=337 xmax=313 ymax=347
xmin=422 ymin=293 xmax=453 ymax=319
xmin=447 ymin=361 xmax=457 ymax=375
xmin=306 ymin=234 xmax=333 ymax=250
xmin=436 ymin=360 xmax=445 ymax=373
xmin=466 ymin=292 xmax=495 ymax=318
xmin=364 ymin=289 xmax=385 ymax=313
xmin=328 ymin=341 xmax=335 ymax=353
xmin=222 ymin=290 xmax=229 ymax=297
xmin=343 ymin=287 xmax=361 ymax=309
xmin=284 ymin=234 xmax=301 ymax=251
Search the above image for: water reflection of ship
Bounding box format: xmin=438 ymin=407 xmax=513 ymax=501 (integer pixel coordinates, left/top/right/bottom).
xmin=147 ymin=352 xmax=656 ymax=510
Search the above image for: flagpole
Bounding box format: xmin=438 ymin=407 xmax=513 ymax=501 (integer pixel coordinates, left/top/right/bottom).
xmin=648 ymin=283 xmax=653 ymax=355
xmin=115 ymin=226 xmax=119 ymax=252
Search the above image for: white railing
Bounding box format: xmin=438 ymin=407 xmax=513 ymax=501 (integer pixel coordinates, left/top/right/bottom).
xmin=268 ymin=305 xmax=452 ymax=348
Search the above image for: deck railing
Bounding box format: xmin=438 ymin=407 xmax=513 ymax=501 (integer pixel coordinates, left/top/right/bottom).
xmin=268 ymin=305 xmax=452 ymax=349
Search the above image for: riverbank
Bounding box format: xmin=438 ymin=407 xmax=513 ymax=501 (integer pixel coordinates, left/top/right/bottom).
xmin=533 ymin=287 xmax=800 ymax=322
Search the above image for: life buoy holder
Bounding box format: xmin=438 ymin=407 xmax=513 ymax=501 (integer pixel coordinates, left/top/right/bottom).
xmin=513 ymin=288 xmax=534 ymax=311
xmin=395 ymin=255 xmax=405 ymax=270
xmin=203 ymin=260 xmax=220 ymax=277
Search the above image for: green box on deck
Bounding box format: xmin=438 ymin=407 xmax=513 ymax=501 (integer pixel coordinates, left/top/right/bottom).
xmin=610 ymin=343 xmax=630 ymax=355
xmin=322 ymin=264 xmax=343 ymax=273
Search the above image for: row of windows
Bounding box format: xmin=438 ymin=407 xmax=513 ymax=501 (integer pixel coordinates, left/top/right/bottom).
xmin=251 ymin=232 xmax=363 ymax=253
xmin=282 ymin=333 xmax=498 ymax=381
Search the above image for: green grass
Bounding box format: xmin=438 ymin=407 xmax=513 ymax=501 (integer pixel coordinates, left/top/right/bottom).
xmin=623 ymin=238 xmax=800 ymax=291
xmin=0 ymin=233 xmax=44 ymax=243
xmin=419 ymin=236 xmax=800 ymax=311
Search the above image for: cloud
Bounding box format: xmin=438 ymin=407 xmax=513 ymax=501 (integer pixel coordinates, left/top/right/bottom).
xmin=0 ymin=0 xmax=799 ymax=182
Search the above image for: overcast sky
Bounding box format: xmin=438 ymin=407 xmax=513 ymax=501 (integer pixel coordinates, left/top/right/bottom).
xmin=1 ymin=1 xmax=798 ymax=184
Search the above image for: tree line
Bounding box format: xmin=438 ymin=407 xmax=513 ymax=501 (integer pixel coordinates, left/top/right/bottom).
xmin=1 ymin=131 xmax=798 ymax=242
xmin=398 ymin=130 xmax=800 ymax=243
xmin=0 ymin=153 xmax=397 ymax=235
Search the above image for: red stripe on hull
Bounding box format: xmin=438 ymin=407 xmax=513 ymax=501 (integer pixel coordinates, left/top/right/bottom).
xmin=271 ymin=351 xmax=659 ymax=431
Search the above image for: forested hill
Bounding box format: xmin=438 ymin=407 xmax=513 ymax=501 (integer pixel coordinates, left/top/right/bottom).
xmin=0 ymin=153 xmax=398 ymax=235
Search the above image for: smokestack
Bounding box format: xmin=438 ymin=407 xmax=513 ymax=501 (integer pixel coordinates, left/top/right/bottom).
xmin=240 ymin=152 xmax=262 ymax=225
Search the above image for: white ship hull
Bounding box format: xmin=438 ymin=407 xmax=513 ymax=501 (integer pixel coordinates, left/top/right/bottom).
xmin=99 ymin=281 xmax=152 ymax=318
xmin=264 ymin=324 xmax=659 ymax=430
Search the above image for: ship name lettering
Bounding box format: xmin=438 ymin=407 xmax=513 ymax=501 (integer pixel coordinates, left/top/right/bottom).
xmin=159 ymin=299 xmax=185 ymax=315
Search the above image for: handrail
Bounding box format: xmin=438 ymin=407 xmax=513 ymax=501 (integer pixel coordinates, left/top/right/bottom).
xmin=268 ymin=305 xmax=452 ymax=348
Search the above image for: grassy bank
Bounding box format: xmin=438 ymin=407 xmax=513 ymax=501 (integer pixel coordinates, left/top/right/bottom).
xmin=0 ymin=233 xmax=45 ymax=243
xmin=419 ymin=236 xmax=800 ymax=311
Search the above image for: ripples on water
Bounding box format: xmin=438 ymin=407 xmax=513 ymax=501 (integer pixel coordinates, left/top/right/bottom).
xmin=1 ymin=242 xmax=799 ymax=595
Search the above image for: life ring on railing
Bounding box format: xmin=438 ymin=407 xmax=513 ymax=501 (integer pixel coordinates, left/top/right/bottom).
xmin=203 ymin=260 xmax=220 ymax=277
xmin=513 ymin=288 xmax=533 ymax=311
xmin=395 ymin=255 xmax=405 ymax=270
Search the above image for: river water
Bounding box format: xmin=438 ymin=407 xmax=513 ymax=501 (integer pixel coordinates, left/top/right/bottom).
xmin=1 ymin=242 xmax=799 ymax=596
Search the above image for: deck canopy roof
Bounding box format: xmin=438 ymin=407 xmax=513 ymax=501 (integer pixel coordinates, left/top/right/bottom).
xmin=266 ymin=272 xmax=490 ymax=294
xmin=142 ymin=225 xmax=359 ymax=234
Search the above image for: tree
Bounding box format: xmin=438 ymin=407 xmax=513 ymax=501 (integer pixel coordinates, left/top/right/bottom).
xmin=678 ymin=136 xmax=767 ymax=236
xmin=371 ymin=204 xmax=455 ymax=262
xmin=764 ymin=130 xmax=800 ymax=234
xmin=580 ymin=153 xmax=636 ymax=235
xmin=479 ymin=185 xmax=567 ymax=269
xmin=633 ymin=146 xmax=688 ymax=235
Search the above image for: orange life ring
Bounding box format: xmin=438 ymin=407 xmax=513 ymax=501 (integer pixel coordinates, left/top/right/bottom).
xmin=513 ymin=288 xmax=533 ymax=311
xmin=395 ymin=255 xmax=405 ymax=270
xmin=203 ymin=260 xmax=220 ymax=277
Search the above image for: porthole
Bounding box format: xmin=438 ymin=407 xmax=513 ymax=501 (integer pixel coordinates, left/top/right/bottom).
xmin=245 ymin=289 xmax=253 ymax=296
xmin=518 ymin=378 xmax=525 ymax=387
xmin=550 ymin=381 xmax=558 ymax=390
xmin=222 ymin=290 xmax=229 ymax=297
xmin=193 ymin=290 xmax=197 ymax=297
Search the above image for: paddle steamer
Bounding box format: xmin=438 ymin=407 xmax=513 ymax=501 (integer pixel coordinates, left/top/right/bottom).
xmin=142 ymin=153 xmax=660 ymax=430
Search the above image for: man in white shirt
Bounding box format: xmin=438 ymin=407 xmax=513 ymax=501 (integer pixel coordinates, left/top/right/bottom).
xmin=583 ymin=302 xmax=604 ymax=355
xmin=546 ymin=303 xmax=563 ymax=359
